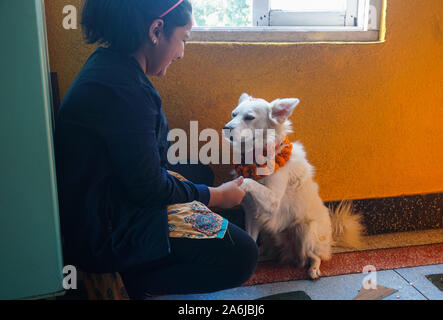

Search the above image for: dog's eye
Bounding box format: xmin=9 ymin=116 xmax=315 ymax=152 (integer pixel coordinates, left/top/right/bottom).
xmin=232 ymin=113 xmax=238 ymax=118
xmin=244 ymin=115 xmax=255 ymax=121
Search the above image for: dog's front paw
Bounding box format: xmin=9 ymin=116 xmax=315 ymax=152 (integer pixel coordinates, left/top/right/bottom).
xmin=240 ymin=178 xmax=255 ymax=192
xmin=308 ymin=267 xmax=322 ymax=280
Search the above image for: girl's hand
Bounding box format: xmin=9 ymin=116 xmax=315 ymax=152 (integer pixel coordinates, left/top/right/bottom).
xmin=208 ymin=176 xmax=245 ymax=209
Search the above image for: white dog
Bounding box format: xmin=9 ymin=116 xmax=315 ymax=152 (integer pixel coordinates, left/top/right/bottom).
xmin=224 ymin=93 xmax=364 ymax=279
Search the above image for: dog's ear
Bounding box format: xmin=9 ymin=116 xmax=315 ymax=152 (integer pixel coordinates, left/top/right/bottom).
xmin=239 ymin=93 xmax=251 ymax=105
xmin=270 ymin=98 xmax=300 ymax=124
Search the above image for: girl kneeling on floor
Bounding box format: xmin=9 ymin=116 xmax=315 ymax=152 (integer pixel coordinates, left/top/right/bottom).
xmin=54 ymin=0 xmax=258 ymax=299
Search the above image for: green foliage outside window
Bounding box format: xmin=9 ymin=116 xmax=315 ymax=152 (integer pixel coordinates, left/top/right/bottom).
xmin=191 ymin=0 xmax=252 ymax=27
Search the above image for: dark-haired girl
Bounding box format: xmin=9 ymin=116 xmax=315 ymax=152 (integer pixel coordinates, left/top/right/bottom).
xmin=54 ymin=0 xmax=258 ymax=299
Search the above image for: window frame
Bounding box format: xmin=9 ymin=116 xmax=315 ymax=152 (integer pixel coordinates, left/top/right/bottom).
xmin=190 ymin=0 xmax=385 ymax=43
xmin=255 ymin=0 xmax=363 ymax=27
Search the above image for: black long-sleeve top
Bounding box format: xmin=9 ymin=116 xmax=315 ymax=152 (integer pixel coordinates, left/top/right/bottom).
xmin=54 ymin=47 xmax=210 ymax=273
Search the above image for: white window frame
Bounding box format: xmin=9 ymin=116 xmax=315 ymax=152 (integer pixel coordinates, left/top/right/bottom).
xmin=190 ymin=0 xmax=384 ymax=43
xmin=258 ymin=0 xmax=364 ymax=27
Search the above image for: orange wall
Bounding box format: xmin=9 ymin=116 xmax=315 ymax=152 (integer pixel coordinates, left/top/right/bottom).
xmin=45 ymin=0 xmax=443 ymax=201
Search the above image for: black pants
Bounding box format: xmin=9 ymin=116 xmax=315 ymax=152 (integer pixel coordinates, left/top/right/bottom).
xmin=120 ymin=223 xmax=258 ymax=299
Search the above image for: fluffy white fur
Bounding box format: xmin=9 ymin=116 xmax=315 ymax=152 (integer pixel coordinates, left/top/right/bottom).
xmin=224 ymin=93 xmax=365 ymax=279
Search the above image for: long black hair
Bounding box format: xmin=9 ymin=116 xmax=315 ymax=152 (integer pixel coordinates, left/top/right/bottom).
xmin=81 ymin=0 xmax=193 ymax=54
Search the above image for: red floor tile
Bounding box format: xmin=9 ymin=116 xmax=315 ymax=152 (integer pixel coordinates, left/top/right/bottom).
xmin=245 ymin=243 xmax=443 ymax=286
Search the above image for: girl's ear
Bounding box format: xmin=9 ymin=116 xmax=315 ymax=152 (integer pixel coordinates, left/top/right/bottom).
xmin=149 ymin=19 xmax=165 ymax=44
xmin=270 ymin=98 xmax=300 ymax=124
xmin=238 ymin=93 xmax=251 ymax=105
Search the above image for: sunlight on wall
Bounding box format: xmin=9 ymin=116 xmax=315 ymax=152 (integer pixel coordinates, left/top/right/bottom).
xmin=45 ymin=0 xmax=443 ymax=201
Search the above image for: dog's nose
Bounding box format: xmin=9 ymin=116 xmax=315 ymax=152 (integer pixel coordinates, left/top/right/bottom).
xmin=223 ymin=126 xmax=234 ymax=141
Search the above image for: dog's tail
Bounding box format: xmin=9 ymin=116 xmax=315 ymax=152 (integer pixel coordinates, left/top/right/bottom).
xmin=329 ymin=201 xmax=365 ymax=249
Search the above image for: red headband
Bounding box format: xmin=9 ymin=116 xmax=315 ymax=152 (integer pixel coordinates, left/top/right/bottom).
xmin=159 ymin=0 xmax=184 ymax=18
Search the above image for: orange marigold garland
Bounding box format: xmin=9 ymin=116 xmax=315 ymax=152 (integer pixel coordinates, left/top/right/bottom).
xmin=235 ymin=136 xmax=293 ymax=180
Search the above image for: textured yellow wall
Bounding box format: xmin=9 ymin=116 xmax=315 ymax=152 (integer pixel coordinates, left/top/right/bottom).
xmin=45 ymin=0 xmax=443 ymax=201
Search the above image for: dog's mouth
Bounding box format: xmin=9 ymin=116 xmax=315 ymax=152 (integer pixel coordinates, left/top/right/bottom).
xmin=231 ymin=138 xmax=263 ymax=157
xmin=224 ymin=127 xmax=257 ymax=146
xmin=226 ymin=134 xmax=249 ymax=144
xmin=230 ymin=136 xmax=254 ymax=145
xmin=224 ymin=129 xmax=267 ymax=153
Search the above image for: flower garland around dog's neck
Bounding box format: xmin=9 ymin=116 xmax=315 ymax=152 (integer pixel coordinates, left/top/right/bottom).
xmin=235 ymin=136 xmax=293 ymax=181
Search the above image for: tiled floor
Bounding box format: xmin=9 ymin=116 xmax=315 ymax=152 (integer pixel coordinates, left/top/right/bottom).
xmin=154 ymin=230 xmax=442 ymax=300
xmin=246 ymin=243 xmax=443 ymax=286
xmin=155 ymin=264 xmax=443 ymax=300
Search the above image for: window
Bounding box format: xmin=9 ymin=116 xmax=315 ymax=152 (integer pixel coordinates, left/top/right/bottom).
xmin=264 ymin=0 xmax=362 ymax=27
xmin=191 ymin=0 xmax=385 ymax=43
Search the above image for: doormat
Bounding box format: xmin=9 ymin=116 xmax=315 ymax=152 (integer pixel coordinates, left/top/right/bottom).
xmin=255 ymin=291 xmax=311 ymax=300
xmin=425 ymin=274 xmax=443 ymax=291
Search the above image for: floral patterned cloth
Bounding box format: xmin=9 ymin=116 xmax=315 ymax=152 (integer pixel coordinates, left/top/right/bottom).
xmin=167 ymin=171 xmax=228 ymax=239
